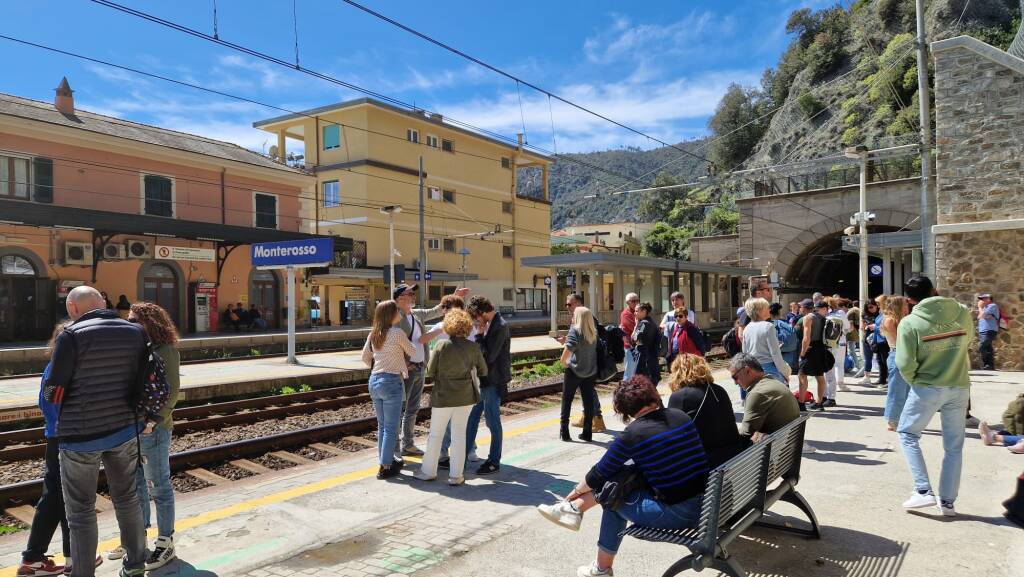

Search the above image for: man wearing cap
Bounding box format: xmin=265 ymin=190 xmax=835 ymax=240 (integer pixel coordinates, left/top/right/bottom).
xmin=797 ymin=299 xmax=834 ymax=410
xmin=976 ymin=293 xmax=1000 ymax=370
xmin=393 ymin=284 xmax=470 ymax=456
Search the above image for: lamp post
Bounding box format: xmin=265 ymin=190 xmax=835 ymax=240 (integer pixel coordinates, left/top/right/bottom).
xmin=379 ymin=205 xmax=402 ymax=298
xmin=845 ymin=145 xmax=870 ymax=307
xmin=458 ymin=247 xmax=471 ymax=285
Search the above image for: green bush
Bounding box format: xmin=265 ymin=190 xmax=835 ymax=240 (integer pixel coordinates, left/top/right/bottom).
xmin=844 ymin=112 xmax=861 ymax=127
xmin=870 ymin=104 xmax=894 ymax=125
xmin=842 ymin=127 xmax=861 ymax=147
xmin=797 ymin=92 xmax=826 ymax=118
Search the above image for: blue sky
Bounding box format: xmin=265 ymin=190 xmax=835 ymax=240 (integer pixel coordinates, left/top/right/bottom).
xmin=1 ymin=0 xmax=828 ymax=154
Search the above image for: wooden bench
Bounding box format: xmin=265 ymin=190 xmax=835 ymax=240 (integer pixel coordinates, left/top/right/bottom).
xmin=622 ymin=414 xmax=819 ymax=577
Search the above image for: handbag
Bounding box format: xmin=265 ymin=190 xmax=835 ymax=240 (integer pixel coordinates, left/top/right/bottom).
xmin=594 ymin=465 xmax=649 ymax=511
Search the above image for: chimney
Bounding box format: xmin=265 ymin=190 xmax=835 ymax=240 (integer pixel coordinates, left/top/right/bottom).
xmin=54 ymin=77 xmax=75 ymax=116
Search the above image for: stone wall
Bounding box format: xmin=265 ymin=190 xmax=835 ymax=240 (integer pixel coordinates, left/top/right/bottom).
xmin=690 ymin=234 xmax=738 ymax=265
xmin=932 ymin=36 xmax=1024 ymax=369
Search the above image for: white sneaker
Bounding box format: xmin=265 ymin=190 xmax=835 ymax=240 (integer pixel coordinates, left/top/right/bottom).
xmin=448 ymin=476 xmax=465 ymax=486
xmin=144 ymin=536 xmax=176 ymax=571
xmin=467 ymin=450 xmax=480 ymax=462
xmin=937 ymin=500 xmax=956 ymax=517
xmin=903 ymin=491 xmax=936 ymax=509
xmin=537 ymin=501 xmax=583 ymax=531
xmin=802 ymin=442 xmax=817 ymax=454
xmin=577 ymin=562 xmax=613 ymax=576
xmin=838 ymin=384 xmax=850 ymax=392
xmin=106 ymin=547 xmax=125 ymax=561
xmin=413 ymin=470 xmax=436 ymax=481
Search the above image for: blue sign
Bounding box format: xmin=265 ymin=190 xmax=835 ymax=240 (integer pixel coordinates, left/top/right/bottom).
xmin=869 ymin=264 xmax=883 ymax=277
xmin=252 ymin=238 xmax=333 ymax=267
xmin=414 ymin=273 xmax=421 ymax=281
xmin=424 ymin=272 xmax=432 ymax=280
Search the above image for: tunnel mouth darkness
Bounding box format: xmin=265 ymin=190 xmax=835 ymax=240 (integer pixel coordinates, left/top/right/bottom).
xmin=782 ymin=227 xmax=898 ymax=298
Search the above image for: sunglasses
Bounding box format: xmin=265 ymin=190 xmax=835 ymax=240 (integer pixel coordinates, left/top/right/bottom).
xmin=730 ymin=369 xmax=744 ymax=383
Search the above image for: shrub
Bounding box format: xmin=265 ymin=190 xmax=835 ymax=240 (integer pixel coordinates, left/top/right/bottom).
xmin=842 ymin=127 xmax=861 ymax=147
xmin=798 ymin=92 xmax=826 ymax=118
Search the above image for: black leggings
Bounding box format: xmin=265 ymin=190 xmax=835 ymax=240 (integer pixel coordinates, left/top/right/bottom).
xmin=22 ymin=438 xmax=70 ymax=562
xmin=875 ymin=340 xmax=890 ymax=384
xmin=561 ymin=370 xmax=596 ymax=436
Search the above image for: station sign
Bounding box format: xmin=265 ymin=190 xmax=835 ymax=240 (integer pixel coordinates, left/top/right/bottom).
xmin=252 ymin=238 xmax=333 ymax=268
xmin=413 ymin=272 xmax=433 ymax=281
xmin=157 ymin=245 xmax=215 ymax=262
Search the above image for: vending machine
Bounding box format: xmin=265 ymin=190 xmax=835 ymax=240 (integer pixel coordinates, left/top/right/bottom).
xmin=192 ymin=282 xmax=218 ymax=333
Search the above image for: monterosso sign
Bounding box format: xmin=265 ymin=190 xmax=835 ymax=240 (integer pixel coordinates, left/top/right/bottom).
xmin=251 ymin=238 xmax=333 ymax=267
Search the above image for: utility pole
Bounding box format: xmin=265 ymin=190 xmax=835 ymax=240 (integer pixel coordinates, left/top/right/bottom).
xmin=380 ymin=205 xmax=402 ymax=298
xmin=418 ymin=155 xmax=425 ymax=307
xmin=915 ymin=0 xmax=935 ymax=277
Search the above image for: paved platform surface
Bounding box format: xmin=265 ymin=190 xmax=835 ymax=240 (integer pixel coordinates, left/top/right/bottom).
xmin=0 ymin=335 xmax=562 ymax=423
xmin=0 ymin=369 xmax=1021 ymax=577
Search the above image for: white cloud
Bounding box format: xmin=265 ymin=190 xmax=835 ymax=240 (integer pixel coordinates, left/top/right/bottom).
xmin=583 ymin=11 xmax=736 ymax=65
xmin=210 ymin=54 xmax=296 ymax=91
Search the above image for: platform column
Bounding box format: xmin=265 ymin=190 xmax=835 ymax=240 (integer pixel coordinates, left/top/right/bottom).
xmin=287 ymin=265 xmax=296 ymax=364
xmin=549 ymin=267 xmax=557 ymax=336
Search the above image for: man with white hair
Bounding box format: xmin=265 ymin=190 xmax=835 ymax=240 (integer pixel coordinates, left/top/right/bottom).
xmin=620 ymin=293 xmax=640 ymax=381
xmin=44 ymin=286 xmax=149 ymax=577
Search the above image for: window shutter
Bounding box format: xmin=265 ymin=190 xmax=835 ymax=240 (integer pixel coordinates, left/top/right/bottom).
xmin=33 ymin=157 xmax=54 ymax=203
xmin=323 ymin=125 xmax=340 ymax=150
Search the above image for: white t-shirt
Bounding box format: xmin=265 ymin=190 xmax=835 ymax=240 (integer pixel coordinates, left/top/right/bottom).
xmin=408 ymin=319 xmax=425 ymax=363
xmin=827 ymin=309 xmax=851 ymax=347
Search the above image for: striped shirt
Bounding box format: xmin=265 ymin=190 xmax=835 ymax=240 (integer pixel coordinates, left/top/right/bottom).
xmin=586 ymin=408 xmax=709 ymax=504
xmin=362 ymin=327 xmax=417 ymax=378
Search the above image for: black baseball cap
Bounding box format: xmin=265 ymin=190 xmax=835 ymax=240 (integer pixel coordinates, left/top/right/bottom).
xmin=814 ymin=300 xmax=829 ymax=309
xmin=799 ymin=298 xmax=814 ymax=308
xmin=392 ymin=283 xmax=418 ymax=300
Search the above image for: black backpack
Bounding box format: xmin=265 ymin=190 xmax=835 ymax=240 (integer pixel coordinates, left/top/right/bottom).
xmin=602 ymin=325 xmax=627 ymax=363
xmin=136 ymin=343 xmax=172 ymax=421
xmin=722 ymin=326 xmax=742 ymax=357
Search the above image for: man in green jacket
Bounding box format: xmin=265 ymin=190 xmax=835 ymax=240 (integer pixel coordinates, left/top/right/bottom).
xmin=895 ymin=276 xmax=973 ymax=517
xmin=729 ymin=353 xmax=800 ymax=443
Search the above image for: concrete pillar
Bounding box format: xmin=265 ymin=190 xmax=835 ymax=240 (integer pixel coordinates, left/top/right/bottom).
xmin=549 ymin=267 xmax=557 ymax=336
xmin=652 ymin=268 xmax=663 ymax=318
xmin=615 ymin=269 xmax=625 ymax=313
xmin=588 ymin=268 xmax=599 ymax=320
xmin=276 ymin=130 xmax=286 ymax=163
xmin=882 ymin=249 xmax=893 ymax=295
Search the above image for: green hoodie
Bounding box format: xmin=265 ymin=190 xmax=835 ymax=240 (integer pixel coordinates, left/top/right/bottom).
xmin=895 ymin=296 xmax=973 ymax=388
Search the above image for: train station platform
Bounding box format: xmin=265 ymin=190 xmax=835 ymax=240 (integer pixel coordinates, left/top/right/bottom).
xmin=0 ymin=370 xmax=1020 ymax=577
xmin=0 ymin=334 xmax=563 ymax=425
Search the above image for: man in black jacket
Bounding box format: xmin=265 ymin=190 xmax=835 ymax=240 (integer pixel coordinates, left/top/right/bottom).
xmin=465 ymin=296 xmax=510 ymax=475
xmin=44 ymin=286 xmax=148 ymax=577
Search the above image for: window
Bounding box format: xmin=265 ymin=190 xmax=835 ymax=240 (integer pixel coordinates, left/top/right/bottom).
xmin=426 ymin=135 xmax=439 ymax=148
xmin=1 ymin=155 xmax=31 ymax=199
xmin=407 ymin=129 xmax=419 ymax=143
xmin=502 ymin=288 xmax=513 ymax=302
xmin=428 ymin=186 xmax=441 ymax=201
xmin=441 ymin=139 xmax=454 ymax=153
xmin=443 ymin=239 xmax=456 ymax=253
xmin=254 ymin=193 xmax=278 ymax=229
xmin=502 ymin=245 xmax=512 ymax=259
xmin=516 ymin=288 xmax=547 ymax=311
xmin=323 ymin=125 xmax=340 ymax=150
xmin=427 ymin=238 xmax=441 ymax=251
xmin=428 ymin=285 xmax=442 ymax=300
xmin=442 ymin=189 xmax=455 ymax=203
xmin=501 ymin=201 xmax=513 ymax=214
xmin=322 ymin=180 xmax=340 ymax=208
xmin=501 ymin=157 xmax=511 ymax=169
xmin=143 ymin=175 xmax=173 ymax=217
xmin=1 ymin=255 xmax=35 ymax=276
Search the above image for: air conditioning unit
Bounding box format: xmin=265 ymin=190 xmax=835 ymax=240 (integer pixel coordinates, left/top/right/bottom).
xmin=64 ymin=242 xmax=94 ymax=266
xmin=126 ymin=239 xmax=152 ymax=259
xmin=102 ymin=242 xmax=126 ymax=260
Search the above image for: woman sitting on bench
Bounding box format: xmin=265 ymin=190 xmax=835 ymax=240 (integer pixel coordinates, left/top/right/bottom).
xmin=537 ymin=375 xmax=710 ymax=577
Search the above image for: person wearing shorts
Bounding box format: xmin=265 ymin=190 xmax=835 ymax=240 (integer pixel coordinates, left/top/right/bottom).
xmin=798 ymin=300 xmax=834 ymax=411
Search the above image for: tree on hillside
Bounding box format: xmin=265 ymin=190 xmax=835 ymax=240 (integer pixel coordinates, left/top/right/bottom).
xmin=637 ymin=172 xmax=691 ymax=223
xmin=642 ymin=222 xmax=693 ymax=260
xmin=708 ymin=84 xmax=771 ymax=171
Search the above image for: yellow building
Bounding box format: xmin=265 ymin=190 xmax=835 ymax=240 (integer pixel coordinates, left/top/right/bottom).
xmin=552 ymin=222 xmax=655 ymax=255
xmin=254 ymin=98 xmax=552 ymax=326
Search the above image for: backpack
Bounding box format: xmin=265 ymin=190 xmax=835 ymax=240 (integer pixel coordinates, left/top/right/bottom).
xmin=594 ymin=331 xmax=619 ymax=383
xmin=998 ymin=307 xmax=1012 ymax=331
xmin=823 ymin=316 xmax=844 ymax=349
xmin=774 ymin=320 xmax=799 ymax=353
xmin=603 ymin=325 xmax=626 ymax=363
xmin=722 ymin=326 xmax=742 ymax=357
xmin=136 ymin=344 xmax=172 ymax=421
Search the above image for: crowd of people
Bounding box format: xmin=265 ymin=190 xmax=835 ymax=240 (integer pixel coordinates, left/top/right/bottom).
xmin=21 ymin=276 xmax=1019 ymax=577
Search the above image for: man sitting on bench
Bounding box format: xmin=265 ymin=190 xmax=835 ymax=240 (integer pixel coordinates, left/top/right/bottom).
xmin=535 ymin=376 xmax=710 ymax=577
xmin=729 ymin=353 xmax=800 ymax=445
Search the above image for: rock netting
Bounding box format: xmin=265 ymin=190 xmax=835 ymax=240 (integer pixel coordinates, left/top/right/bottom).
xmin=933 ymin=39 xmax=1024 ymax=369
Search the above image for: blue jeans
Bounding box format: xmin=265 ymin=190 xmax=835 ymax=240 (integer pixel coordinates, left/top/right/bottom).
xmin=137 ymin=426 xmax=175 ymax=537
xmin=597 ymin=490 xmax=701 ymax=555
xmin=369 ymin=372 xmax=406 ymax=466
xmin=465 ymin=384 xmax=503 ymax=464
xmin=622 ymin=347 xmax=638 ymax=381
xmin=782 ymin=350 xmax=799 ymax=373
xmin=897 ymin=385 xmax=970 ymax=503
xmin=884 ymin=350 xmax=910 ymax=426
xmin=1001 ymin=433 xmax=1022 ymax=446
xmin=761 ymin=361 xmax=787 ymax=384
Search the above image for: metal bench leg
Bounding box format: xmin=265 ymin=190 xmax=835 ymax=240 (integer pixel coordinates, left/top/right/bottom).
xmin=659 ymin=554 xmax=698 ymax=577
xmin=755 ymin=488 xmax=822 ymax=539
xmin=709 ymin=552 xmax=746 ymax=577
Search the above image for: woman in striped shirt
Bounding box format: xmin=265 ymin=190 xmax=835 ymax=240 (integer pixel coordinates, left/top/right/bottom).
xmin=362 ymin=300 xmax=417 ymax=480
xmin=537 ymin=376 xmax=709 ymax=577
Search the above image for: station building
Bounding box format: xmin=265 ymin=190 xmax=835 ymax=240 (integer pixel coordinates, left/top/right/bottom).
xmin=0 ymin=78 xmax=343 ymax=342
xmin=253 ymin=98 xmax=553 ymax=326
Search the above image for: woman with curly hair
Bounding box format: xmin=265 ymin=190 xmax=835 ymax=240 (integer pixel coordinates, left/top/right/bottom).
xmin=537 ymin=375 xmax=709 ymax=577
xmin=880 ymin=295 xmax=910 ymax=431
xmin=666 ymin=354 xmax=741 ymax=467
xmin=121 ymin=302 xmax=180 ymax=570
xmin=417 ymin=309 xmax=487 ymax=486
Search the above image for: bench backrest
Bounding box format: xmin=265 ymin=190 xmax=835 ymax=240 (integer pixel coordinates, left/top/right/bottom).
xmin=691 ymin=414 xmax=810 ymax=554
